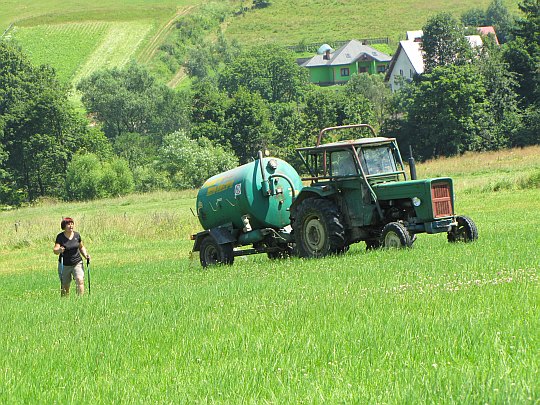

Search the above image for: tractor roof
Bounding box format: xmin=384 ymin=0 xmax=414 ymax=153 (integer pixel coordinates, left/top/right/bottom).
xmin=297 ymin=137 xmax=396 ymax=153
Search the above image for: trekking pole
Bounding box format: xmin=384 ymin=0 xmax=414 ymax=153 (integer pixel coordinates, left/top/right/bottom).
xmin=86 ymin=258 xmax=91 ymax=295
xmin=59 ymin=254 xmax=64 ymax=284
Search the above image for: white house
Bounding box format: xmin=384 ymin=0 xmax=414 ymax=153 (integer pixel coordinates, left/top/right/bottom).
xmin=385 ymin=39 xmax=424 ymax=92
xmin=385 ymin=30 xmax=487 ymax=92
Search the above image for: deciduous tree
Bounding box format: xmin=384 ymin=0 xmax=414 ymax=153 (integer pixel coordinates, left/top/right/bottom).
xmin=218 ymin=45 xmax=309 ymax=103
xmin=401 ymin=64 xmax=493 ymax=159
xmin=225 ymin=88 xmax=276 ymax=163
xmin=159 ymin=130 xmax=238 ymax=188
xmin=422 ymin=13 xmax=472 ymax=73
xmin=486 ymin=0 xmax=514 ymax=43
xmin=0 ymin=41 xmax=106 ymax=204
xmin=77 ymin=62 xmax=188 ymax=141
xmin=506 ymin=0 xmax=540 ymax=106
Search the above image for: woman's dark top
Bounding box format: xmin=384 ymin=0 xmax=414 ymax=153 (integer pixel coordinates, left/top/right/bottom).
xmin=56 ymin=232 xmax=82 ymax=266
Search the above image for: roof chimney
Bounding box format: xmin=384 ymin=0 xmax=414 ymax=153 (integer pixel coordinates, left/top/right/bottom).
xmin=317 ymin=44 xmax=333 ymax=60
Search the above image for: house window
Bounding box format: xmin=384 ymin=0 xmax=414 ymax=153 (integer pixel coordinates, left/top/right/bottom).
xmin=399 ymin=69 xmax=404 ymax=76
xmin=340 ymin=68 xmax=350 ymax=76
xmin=359 ymin=67 xmax=368 ymax=73
xmin=377 ymin=65 xmax=386 ymax=73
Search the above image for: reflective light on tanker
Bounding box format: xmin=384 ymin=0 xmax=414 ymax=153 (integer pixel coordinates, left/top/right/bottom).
xmin=412 ymin=197 xmax=422 ymax=207
xmin=268 ymin=159 xmax=278 ymax=170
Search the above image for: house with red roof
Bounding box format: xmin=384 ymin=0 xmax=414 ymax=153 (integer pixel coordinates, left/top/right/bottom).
xmin=477 ymin=26 xmax=499 ymax=45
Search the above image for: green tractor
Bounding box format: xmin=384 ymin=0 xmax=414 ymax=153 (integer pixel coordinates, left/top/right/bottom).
xmin=289 ymin=124 xmax=478 ymax=257
xmin=191 ymin=124 xmax=477 ymax=266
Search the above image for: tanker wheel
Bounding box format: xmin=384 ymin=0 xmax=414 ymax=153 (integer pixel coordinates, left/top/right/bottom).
xmin=380 ymin=222 xmax=412 ymax=248
xmin=447 ymin=215 xmax=478 ymax=243
xmin=199 ymin=236 xmax=234 ymax=267
xmin=293 ymin=198 xmax=346 ymax=258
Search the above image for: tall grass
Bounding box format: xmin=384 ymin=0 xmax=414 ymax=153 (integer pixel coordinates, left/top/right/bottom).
xmin=0 ymin=148 xmax=538 ymax=402
xmin=416 ymin=145 xmax=540 ymax=193
xmin=224 ymin=0 xmax=522 ymax=47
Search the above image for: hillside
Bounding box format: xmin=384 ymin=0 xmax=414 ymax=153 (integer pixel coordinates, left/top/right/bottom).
xmin=224 ymin=0 xmax=521 ymax=46
xmin=1 ymin=0 xmax=522 ymax=86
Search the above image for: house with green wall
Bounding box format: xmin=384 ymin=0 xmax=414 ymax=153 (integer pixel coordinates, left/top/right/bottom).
xmin=301 ymin=40 xmax=392 ymax=86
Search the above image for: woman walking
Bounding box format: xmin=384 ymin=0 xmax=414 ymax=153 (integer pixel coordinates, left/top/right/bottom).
xmin=53 ymin=217 xmax=90 ymax=296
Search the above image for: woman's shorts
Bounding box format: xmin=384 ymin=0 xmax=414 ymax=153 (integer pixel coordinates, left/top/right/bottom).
xmin=58 ymin=261 xmax=84 ymax=284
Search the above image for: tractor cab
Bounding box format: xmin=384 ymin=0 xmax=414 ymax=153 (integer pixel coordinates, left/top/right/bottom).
xmin=296 ymin=124 xmax=408 ymax=186
xmin=290 ymin=124 xmax=478 ymax=257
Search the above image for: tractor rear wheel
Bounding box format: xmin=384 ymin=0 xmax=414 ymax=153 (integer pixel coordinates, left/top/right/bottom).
xmin=447 ymin=215 xmax=478 ymax=243
xmin=200 ymin=236 xmax=234 ymax=267
xmin=380 ymin=222 xmax=413 ymax=248
xmin=293 ymin=198 xmax=346 ymax=258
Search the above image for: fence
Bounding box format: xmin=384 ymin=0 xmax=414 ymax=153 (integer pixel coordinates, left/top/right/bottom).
xmin=1 ymin=23 xmax=14 ymax=38
xmin=286 ymin=37 xmax=389 ymax=53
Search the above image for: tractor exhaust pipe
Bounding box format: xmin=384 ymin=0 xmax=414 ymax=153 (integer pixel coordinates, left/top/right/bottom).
xmin=408 ymin=145 xmax=417 ymax=180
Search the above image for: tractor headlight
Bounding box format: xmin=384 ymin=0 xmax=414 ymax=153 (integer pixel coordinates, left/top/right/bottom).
xmin=412 ymin=197 xmax=422 ymax=207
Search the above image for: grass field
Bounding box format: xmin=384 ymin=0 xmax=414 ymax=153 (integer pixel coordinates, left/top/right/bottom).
xmin=3 ymin=1 xmax=200 ymax=85
xmin=2 ymin=0 xmax=525 ymax=87
xmin=0 ymin=148 xmax=538 ymax=402
xmin=224 ymin=0 xmax=522 ymax=47
xmin=10 ymin=22 xmax=110 ymax=83
xmin=0 ymin=0 xmax=197 ymax=32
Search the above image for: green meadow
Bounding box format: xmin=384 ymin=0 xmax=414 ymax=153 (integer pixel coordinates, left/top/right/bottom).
xmin=2 ymin=0 xmax=523 ymax=86
xmin=0 ymin=148 xmax=538 ymax=402
xmin=0 ymin=0 xmax=194 ymax=31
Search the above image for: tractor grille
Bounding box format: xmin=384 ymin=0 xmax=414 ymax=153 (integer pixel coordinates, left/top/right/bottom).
xmin=431 ymin=182 xmax=453 ymax=218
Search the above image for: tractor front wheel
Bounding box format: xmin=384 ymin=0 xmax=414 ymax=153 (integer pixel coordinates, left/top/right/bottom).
xmin=199 ymin=236 xmax=234 ymax=267
xmin=293 ymin=198 xmax=346 ymax=258
xmin=447 ymin=215 xmax=478 ymax=243
xmin=381 ymin=222 xmax=413 ymax=248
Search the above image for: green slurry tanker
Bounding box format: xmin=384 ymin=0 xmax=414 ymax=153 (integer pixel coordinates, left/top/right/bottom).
xmin=192 ymin=124 xmax=478 ymax=267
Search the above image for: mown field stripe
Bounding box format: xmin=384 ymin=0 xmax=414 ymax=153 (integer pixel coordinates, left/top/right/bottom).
xmin=73 ymin=21 xmax=154 ymax=84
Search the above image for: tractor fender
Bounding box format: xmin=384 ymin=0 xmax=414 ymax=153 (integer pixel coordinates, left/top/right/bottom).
xmin=290 ymin=186 xmax=337 ymax=216
xmin=192 ymin=227 xmax=236 ymax=251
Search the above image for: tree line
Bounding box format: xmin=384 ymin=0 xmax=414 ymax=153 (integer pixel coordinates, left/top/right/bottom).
xmin=0 ymin=0 xmax=538 ymax=206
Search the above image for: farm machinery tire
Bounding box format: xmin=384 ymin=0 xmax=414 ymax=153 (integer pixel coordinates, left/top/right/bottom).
xmin=292 ymin=198 xmax=347 ymax=258
xmin=380 ymin=222 xmax=413 ymax=248
xmin=199 ymin=236 xmax=234 ymax=267
xmin=447 ymin=215 xmax=478 ymax=243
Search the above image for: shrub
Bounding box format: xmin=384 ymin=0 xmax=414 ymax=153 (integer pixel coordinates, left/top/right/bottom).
xmin=133 ymin=165 xmax=171 ymax=193
xmin=100 ymin=158 xmax=134 ymax=197
xmin=159 ymin=130 xmax=239 ymax=189
xmin=65 ymin=153 xmax=133 ymax=200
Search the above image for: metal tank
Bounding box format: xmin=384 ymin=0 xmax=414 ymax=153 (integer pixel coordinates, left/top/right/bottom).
xmin=196 ymin=152 xmax=303 ymax=232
